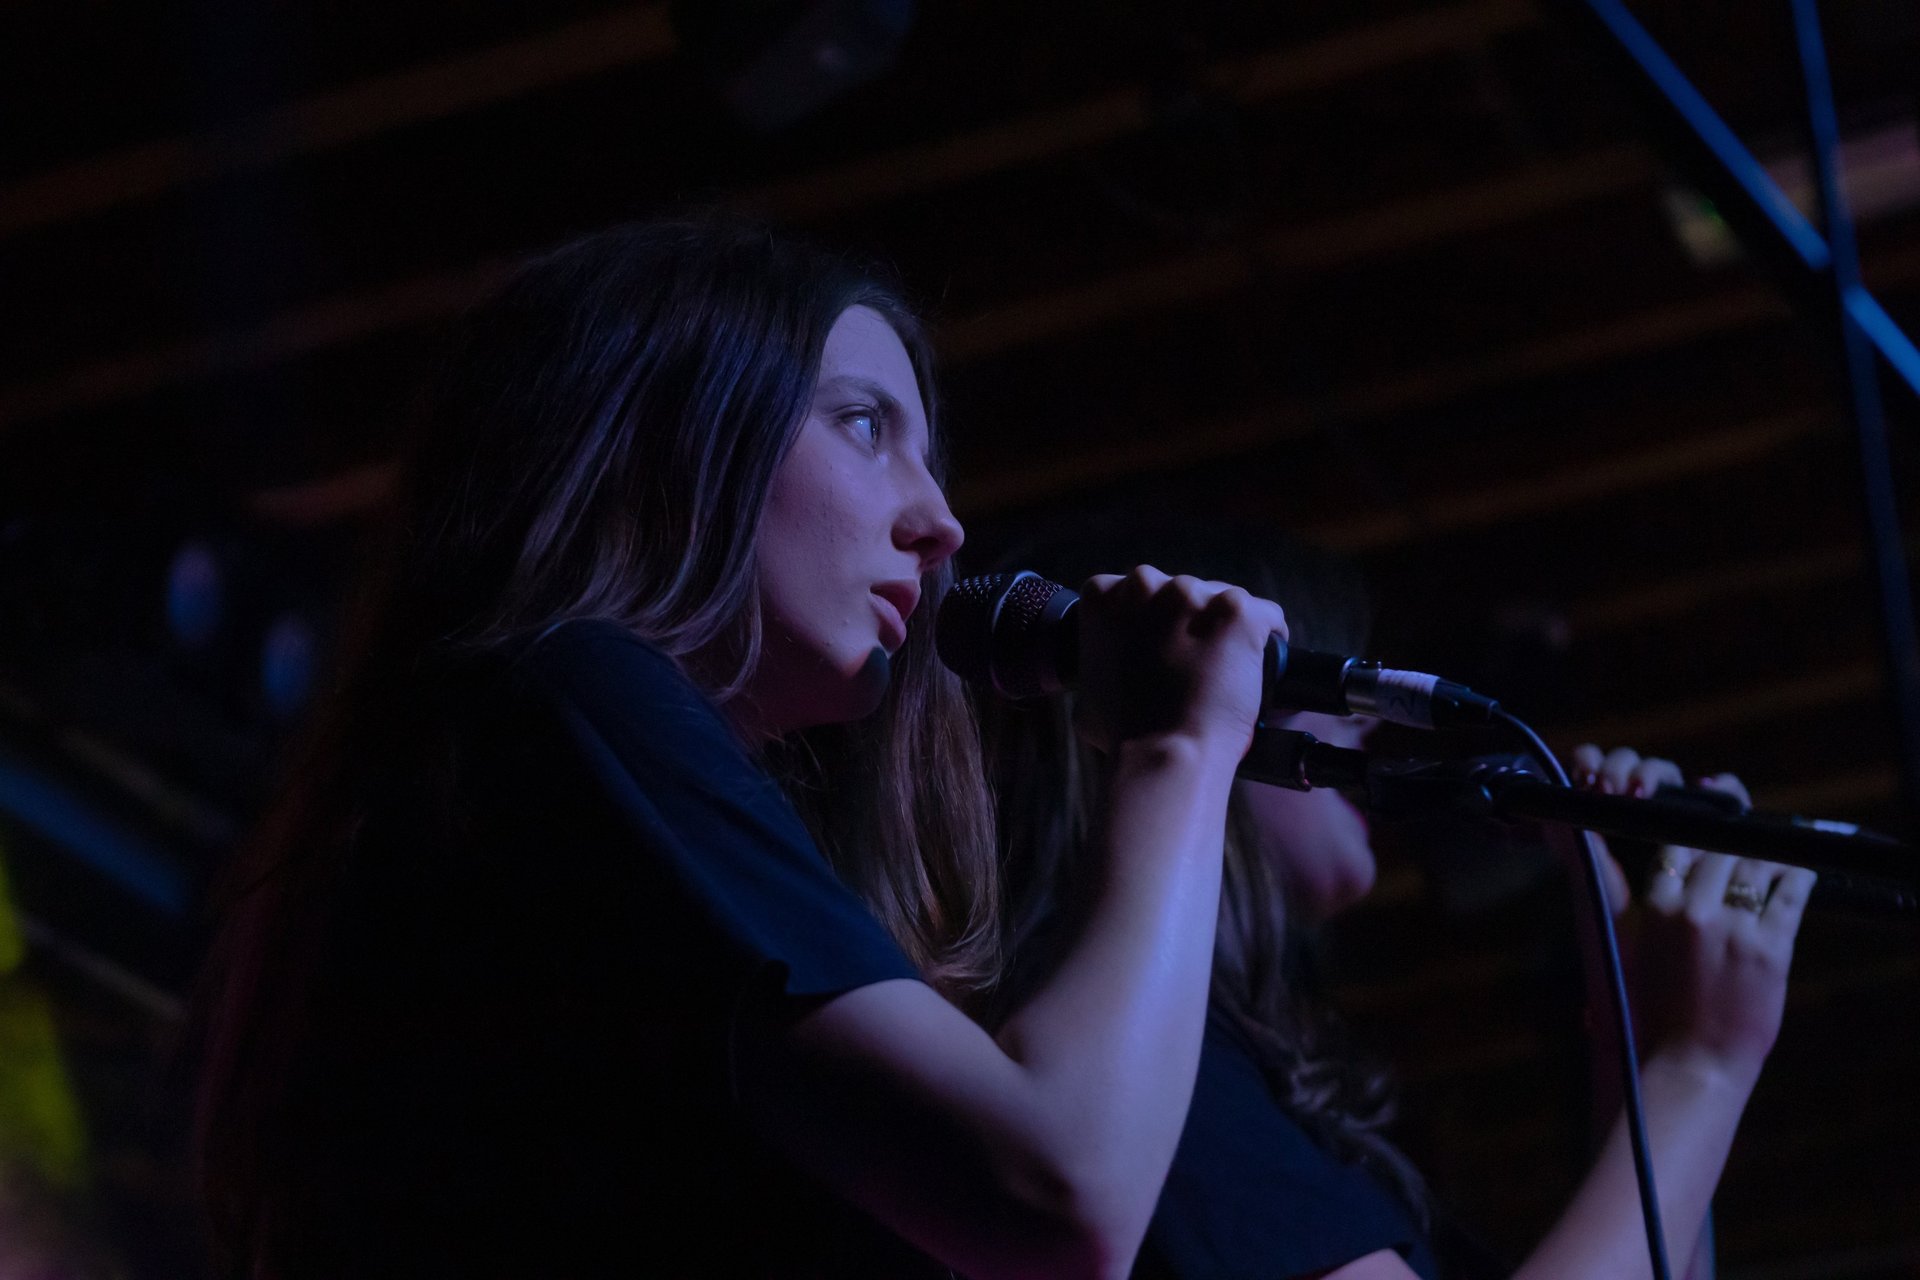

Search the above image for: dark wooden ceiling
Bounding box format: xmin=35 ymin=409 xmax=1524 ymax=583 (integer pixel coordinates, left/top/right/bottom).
xmin=1 ymin=0 xmax=1916 ymax=1274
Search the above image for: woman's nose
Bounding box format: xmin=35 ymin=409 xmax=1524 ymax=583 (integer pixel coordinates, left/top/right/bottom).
xmin=897 ymin=466 xmax=965 ymax=573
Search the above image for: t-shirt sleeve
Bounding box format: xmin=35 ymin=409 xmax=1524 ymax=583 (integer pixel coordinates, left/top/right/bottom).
xmin=486 ymin=619 xmax=920 ymax=1003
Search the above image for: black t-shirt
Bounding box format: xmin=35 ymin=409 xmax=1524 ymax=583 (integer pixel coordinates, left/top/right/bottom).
xmin=1136 ymin=1015 xmax=1439 ymax=1280
xmin=265 ymin=619 xmax=945 ymax=1277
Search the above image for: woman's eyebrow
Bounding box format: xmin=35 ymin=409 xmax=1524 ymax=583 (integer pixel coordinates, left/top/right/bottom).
xmin=815 ymin=374 xmax=903 ymax=414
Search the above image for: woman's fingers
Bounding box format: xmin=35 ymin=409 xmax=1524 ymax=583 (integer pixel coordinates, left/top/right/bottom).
xmin=1638 ymin=847 xmax=1801 ymax=1071
xmin=1762 ymin=865 xmax=1818 ymax=940
xmin=1572 ymin=752 xmax=1762 ymax=917
xmin=1074 ymin=565 xmax=1290 ymax=751
xmin=1084 ymin=568 xmax=1288 ymax=649
xmin=1572 ymin=744 xmax=1639 ymax=791
xmin=1627 ymin=756 xmax=1683 ymax=799
xmin=1569 ymin=744 xmax=1678 ymax=797
xmin=1696 ymin=770 xmax=1753 ymax=810
xmin=1644 ymin=845 xmax=1696 ymax=912
xmin=1570 ymin=743 xmax=1606 ymax=782
xmin=1119 ymin=564 xmax=1171 ymax=601
xmin=1157 ymin=576 xmax=1290 ymax=646
xmin=1598 ymin=747 xmax=1642 ymax=795
xmin=1679 ymin=851 xmax=1739 ymax=920
xmin=1087 ymin=569 xmax=1287 ymax=641
xmin=1203 ymin=586 xmax=1289 ymax=645
xmin=1721 ymin=858 xmax=1775 ymax=925
xmin=1572 ymin=748 xmax=1746 ymax=807
xmin=1594 ymin=748 xmax=1682 ymax=797
xmin=1143 ymin=572 xmax=1209 ymax=623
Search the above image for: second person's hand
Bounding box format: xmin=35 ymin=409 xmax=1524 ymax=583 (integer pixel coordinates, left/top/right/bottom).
xmin=1573 ymin=746 xmax=1813 ymax=1083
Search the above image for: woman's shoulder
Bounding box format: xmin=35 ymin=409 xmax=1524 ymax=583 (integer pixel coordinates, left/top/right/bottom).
xmin=506 ymin=617 xmax=698 ymax=703
xmin=427 ymin=616 xmax=682 ymax=704
xmin=434 ymin=618 xmax=764 ymax=804
xmin=487 ymin=619 xmax=733 ymax=739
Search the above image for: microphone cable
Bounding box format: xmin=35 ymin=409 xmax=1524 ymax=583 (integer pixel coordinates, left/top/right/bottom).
xmin=1496 ymin=708 xmax=1673 ymax=1280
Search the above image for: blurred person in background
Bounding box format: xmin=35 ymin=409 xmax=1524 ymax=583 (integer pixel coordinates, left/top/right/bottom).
xmin=0 ymin=1162 xmax=124 ymax=1280
xmin=984 ymin=517 xmax=1813 ymax=1280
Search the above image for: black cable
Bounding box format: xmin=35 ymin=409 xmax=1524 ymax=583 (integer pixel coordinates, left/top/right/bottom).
xmin=1495 ymin=709 xmax=1674 ymax=1280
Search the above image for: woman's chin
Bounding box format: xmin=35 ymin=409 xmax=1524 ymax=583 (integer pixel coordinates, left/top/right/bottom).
xmin=735 ymin=641 xmax=894 ymax=737
xmin=798 ymin=646 xmax=894 ymax=728
xmin=1299 ymin=858 xmax=1377 ymax=921
xmin=1333 ymin=873 xmax=1377 ymax=917
xmin=846 ymin=645 xmax=893 ymax=717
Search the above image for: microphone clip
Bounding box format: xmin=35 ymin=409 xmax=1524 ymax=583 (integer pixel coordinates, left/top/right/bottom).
xmin=1241 ymin=728 xmax=1541 ymax=818
xmin=1240 ymin=729 xmax=1917 ymax=914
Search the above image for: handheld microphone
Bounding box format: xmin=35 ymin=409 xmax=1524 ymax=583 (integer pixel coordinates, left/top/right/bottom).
xmin=936 ymin=571 xmax=1500 ymax=731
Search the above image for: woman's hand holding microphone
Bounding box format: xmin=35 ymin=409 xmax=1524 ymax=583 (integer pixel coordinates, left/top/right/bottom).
xmin=1072 ymin=565 xmax=1289 ymax=765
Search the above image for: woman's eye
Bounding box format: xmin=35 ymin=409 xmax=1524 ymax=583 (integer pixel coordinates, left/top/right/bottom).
xmin=843 ymin=409 xmax=880 ymax=447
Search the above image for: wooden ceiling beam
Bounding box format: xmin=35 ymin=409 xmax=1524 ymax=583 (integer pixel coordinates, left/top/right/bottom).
xmin=1304 ymin=407 xmax=1832 ymax=551
xmin=951 ymin=236 xmax=1919 ymax=513
xmin=0 ymin=143 xmax=1666 ymax=429
xmin=0 ymin=4 xmax=1567 ymax=427
xmin=749 ymin=0 xmax=1539 ymax=220
xmin=1765 ymin=764 xmax=1903 ymax=818
xmin=0 ymin=0 xmax=1535 ymax=240
xmin=0 ymin=258 xmax=518 ymax=426
xmin=228 ymin=321 xmax=1854 ymax=530
xmin=1555 ymin=658 xmax=1883 ymax=751
xmin=0 ymin=6 xmax=677 ymax=237
xmin=939 ymin=145 xmax=1655 ymax=362
xmin=949 ymin=289 xmax=1795 ymax=512
xmin=1568 ymin=534 xmax=1920 ymax=633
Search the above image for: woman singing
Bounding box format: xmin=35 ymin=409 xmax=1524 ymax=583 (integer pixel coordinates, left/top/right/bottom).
xmin=192 ymin=216 xmax=1290 ymax=1278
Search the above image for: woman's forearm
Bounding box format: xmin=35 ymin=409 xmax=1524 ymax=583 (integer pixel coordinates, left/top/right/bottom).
xmin=993 ymin=733 xmax=1238 ymax=1258
xmin=1514 ymin=1047 xmax=1757 ymax=1280
xmin=740 ymin=735 xmax=1239 ymax=1280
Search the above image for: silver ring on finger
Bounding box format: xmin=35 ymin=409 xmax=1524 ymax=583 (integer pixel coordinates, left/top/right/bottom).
xmin=1722 ymin=879 xmax=1768 ymax=914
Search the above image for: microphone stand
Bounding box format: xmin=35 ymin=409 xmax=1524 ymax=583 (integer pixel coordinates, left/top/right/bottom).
xmin=1541 ymin=0 xmax=1920 ymax=836
xmin=1242 ymin=729 xmax=1919 ymax=914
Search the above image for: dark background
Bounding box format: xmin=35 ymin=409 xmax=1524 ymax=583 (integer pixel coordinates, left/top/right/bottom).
xmin=0 ymin=0 xmax=1915 ymax=1274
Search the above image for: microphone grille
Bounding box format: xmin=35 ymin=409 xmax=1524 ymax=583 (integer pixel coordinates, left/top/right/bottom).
xmin=934 ymin=572 xmax=1011 ymax=686
xmin=937 ymin=571 xmax=1076 ymax=699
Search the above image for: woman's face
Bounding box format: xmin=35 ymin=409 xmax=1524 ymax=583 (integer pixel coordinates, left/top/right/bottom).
xmin=1237 ymin=711 xmax=1379 ymax=921
xmin=745 ymin=305 xmax=964 ymax=736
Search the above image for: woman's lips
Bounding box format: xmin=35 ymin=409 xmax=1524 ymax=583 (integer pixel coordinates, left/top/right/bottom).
xmin=871 ymin=592 xmax=908 ymax=651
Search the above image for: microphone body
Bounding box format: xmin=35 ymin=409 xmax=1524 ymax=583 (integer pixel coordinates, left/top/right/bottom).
xmin=937 ymin=571 xmax=1499 ymax=731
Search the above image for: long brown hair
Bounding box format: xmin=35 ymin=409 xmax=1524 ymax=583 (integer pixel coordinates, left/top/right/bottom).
xmin=192 ymin=214 xmax=999 ymax=1262
xmin=985 ymin=515 xmax=1427 ymax=1217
